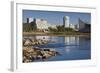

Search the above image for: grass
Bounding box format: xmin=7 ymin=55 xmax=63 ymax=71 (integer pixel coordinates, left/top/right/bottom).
xmin=23 ymin=31 xmax=90 ymax=36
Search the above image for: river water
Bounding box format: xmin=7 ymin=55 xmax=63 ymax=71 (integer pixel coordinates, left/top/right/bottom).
xmin=24 ymin=35 xmax=91 ymax=61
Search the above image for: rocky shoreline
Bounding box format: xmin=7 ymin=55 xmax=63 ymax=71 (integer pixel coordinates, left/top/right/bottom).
xmin=23 ymin=46 xmax=61 ymax=63
xmin=23 ymin=38 xmax=55 ymax=46
xmin=23 ymin=37 xmax=61 ymax=63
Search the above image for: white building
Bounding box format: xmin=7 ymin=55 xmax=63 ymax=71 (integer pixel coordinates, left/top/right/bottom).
xmin=27 ymin=17 xmax=81 ymax=32
xmin=70 ymin=24 xmax=75 ymax=29
xmin=34 ymin=18 xmax=48 ymax=30
xmin=48 ymin=24 xmax=57 ymax=29
xmin=27 ymin=18 xmax=58 ymax=31
xmin=69 ymin=24 xmax=79 ymax=31
xmin=63 ymin=16 xmax=70 ymax=28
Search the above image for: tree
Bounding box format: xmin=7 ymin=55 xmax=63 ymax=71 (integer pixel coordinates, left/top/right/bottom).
xmin=65 ymin=28 xmax=74 ymax=32
xmin=48 ymin=27 xmax=57 ymax=32
xmin=56 ymin=25 xmax=65 ymax=32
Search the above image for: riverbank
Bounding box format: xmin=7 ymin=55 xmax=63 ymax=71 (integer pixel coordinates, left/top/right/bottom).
xmin=23 ymin=32 xmax=90 ymax=36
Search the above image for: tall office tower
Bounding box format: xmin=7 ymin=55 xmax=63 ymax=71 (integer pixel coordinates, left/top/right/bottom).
xmin=63 ymin=16 xmax=70 ymax=28
xmin=78 ymin=18 xmax=85 ymax=31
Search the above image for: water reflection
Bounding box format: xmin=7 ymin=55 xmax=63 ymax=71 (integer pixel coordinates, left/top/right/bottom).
xmin=64 ymin=36 xmax=79 ymax=45
xmin=23 ymin=35 xmax=91 ymax=61
xmin=24 ymin=35 xmax=90 ymax=46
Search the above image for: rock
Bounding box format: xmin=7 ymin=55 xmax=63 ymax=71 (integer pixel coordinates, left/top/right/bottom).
xmin=40 ymin=51 xmax=45 ymax=55
xmin=42 ymin=56 xmax=46 ymax=60
xmin=23 ymin=38 xmax=56 ymax=46
xmin=36 ymin=55 xmax=42 ymax=59
xmin=43 ymin=52 xmax=51 ymax=58
xmin=56 ymin=51 xmax=61 ymax=56
xmin=43 ymin=49 xmax=50 ymax=51
xmin=24 ymin=39 xmax=32 ymax=46
xmin=36 ymin=50 xmax=43 ymax=56
xmin=24 ymin=59 xmax=30 ymax=63
xmin=32 ymin=42 xmax=35 ymax=45
xmin=31 ymin=55 xmax=37 ymax=60
xmin=23 ymin=46 xmax=60 ymax=63
xmin=48 ymin=51 xmax=54 ymax=55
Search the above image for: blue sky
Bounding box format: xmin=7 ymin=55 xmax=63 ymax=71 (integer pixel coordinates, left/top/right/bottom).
xmin=23 ymin=10 xmax=91 ymax=25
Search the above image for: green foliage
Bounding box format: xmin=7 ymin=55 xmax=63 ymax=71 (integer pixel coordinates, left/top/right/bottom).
xmin=23 ymin=22 xmax=37 ymax=32
xmin=48 ymin=27 xmax=58 ymax=32
xmin=48 ymin=25 xmax=75 ymax=32
xmin=23 ymin=22 xmax=75 ymax=33
xmin=23 ymin=23 xmax=33 ymax=32
xmin=65 ymin=28 xmax=74 ymax=32
xmin=56 ymin=25 xmax=65 ymax=32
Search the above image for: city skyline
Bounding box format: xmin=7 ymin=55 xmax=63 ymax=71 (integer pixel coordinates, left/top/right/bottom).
xmin=23 ymin=10 xmax=91 ymax=25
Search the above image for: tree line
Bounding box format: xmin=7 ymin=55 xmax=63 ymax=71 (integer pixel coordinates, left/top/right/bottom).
xmin=23 ymin=23 xmax=75 ymax=32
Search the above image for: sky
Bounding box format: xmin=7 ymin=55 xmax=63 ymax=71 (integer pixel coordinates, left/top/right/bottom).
xmin=23 ymin=10 xmax=91 ymax=25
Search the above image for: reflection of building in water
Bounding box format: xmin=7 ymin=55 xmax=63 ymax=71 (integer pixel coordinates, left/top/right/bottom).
xmin=64 ymin=36 xmax=79 ymax=45
xmin=34 ymin=36 xmax=50 ymax=40
xmin=34 ymin=36 xmax=80 ymax=45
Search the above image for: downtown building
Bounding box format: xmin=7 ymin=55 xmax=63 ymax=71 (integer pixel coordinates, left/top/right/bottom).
xmin=27 ymin=18 xmax=49 ymax=31
xmin=27 ymin=18 xmax=57 ymax=31
xmin=26 ymin=16 xmax=77 ymax=31
xmin=78 ymin=18 xmax=91 ymax=32
xmin=26 ymin=16 xmax=90 ymax=32
xmin=63 ymin=16 xmax=70 ymax=28
xmin=63 ymin=16 xmax=79 ymax=31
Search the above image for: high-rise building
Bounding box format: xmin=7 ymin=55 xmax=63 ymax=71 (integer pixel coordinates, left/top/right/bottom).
xmin=78 ymin=18 xmax=91 ymax=32
xmin=63 ymin=16 xmax=70 ymax=28
xmin=79 ymin=18 xmax=85 ymax=31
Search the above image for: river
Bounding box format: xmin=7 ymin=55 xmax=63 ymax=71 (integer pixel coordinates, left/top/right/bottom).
xmin=23 ymin=35 xmax=91 ymax=61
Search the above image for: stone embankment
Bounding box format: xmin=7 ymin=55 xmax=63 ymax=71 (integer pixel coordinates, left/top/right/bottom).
xmin=23 ymin=47 xmax=61 ymax=63
xmin=23 ymin=38 xmax=55 ymax=46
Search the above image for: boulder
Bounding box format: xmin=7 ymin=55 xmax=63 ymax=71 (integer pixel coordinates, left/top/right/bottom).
xmin=24 ymin=39 xmax=32 ymax=46
xmin=23 ymin=46 xmax=60 ymax=63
